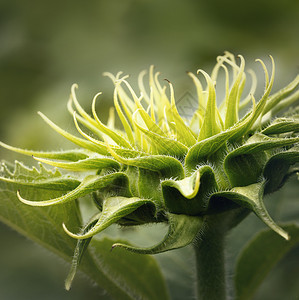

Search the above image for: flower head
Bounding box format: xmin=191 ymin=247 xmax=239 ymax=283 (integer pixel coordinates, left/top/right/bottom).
xmin=1 ymin=52 xmax=299 ymax=261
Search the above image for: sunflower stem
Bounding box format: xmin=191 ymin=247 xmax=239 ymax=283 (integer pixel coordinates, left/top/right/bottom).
xmin=194 ymin=215 xmax=228 ymax=300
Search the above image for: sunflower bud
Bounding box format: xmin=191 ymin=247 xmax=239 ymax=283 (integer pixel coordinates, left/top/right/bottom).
xmin=1 ymin=52 xmax=298 ymax=265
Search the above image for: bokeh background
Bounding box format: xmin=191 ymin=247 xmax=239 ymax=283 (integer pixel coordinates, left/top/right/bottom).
xmin=0 ymin=0 xmax=299 ymax=299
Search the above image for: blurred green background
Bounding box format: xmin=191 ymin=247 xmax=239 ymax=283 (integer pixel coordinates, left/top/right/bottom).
xmin=0 ymin=0 xmax=298 ymax=299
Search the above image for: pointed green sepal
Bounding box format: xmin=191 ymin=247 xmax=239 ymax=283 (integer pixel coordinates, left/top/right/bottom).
xmin=65 ymin=218 xmax=98 ymax=290
xmin=162 ymin=166 xmax=218 ymax=215
xmin=33 ymin=155 xmax=121 ymax=171
xmin=185 ymin=129 xmax=234 ymax=171
xmin=0 ymin=141 xmax=88 ymax=161
xmin=261 ymin=118 xmax=299 ymax=135
xmin=164 ymin=170 xmax=200 ymax=199
xmin=63 ymin=196 xmax=157 ymax=239
xmin=263 ymin=146 xmax=299 ymax=193
xmin=138 ymin=168 xmax=163 ymax=205
xmin=212 ymin=182 xmax=289 ymax=240
xmin=111 ymin=213 xmax=203 ymax=254
xmin=91 ymin=93 xmax=133 ymax=149
xmin=107 ymin=144 xmax=185 ymax=179
xmin=17 ymin=172 xmax=131 ymax=206
xmin=224 ymin=133 xmax=299 ymax=186
xmin=185 ymin=95 xmax=258 ymax=171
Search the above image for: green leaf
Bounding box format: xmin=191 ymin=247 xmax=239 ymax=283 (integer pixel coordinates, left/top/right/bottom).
xmin=88 ymin=236 xmax=170 ymax=300
xmin=235 ymin=224 xmax=299 ymax=300
xmin=0 ymin=162 xmax=168 ymax=300
xmin=0 ymin=168 xmax=81 ymax=261
xmin=112 ymin=213 xmax=203 ymax=254
xmin=0 ymin=161 xmax=80 ymax=190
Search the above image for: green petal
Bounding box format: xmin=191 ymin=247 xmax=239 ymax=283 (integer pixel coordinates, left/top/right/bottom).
xmin=224 ymin=55 xmax=245 ymax=129
xmin=72 ymin=115 xmax=142 ymax=159
xmin=197 ymin=70 xmax=221 ymax=140
xmin=263 ymin=74 xmax=299 ymax=115
xmin=232 ymin=57 xmax=275 ymax=139
xmin=133 ymin=110 xmax=188 ymax=157
xmin=91 ymin=93 xmax=132 ymax=148
xmin=63 ymin=196 xmax=157 ymax=239
xmin=270 ymin=90 xmax=299 ymax=117
xmin=164 ymin=81 xmax=197 ymax=147
xmin=122 ymin=78 xmax=166 ymax=137
xmin=111 ymin=213 xmax=203 ymax=254
xmin=70 ymin=84 xmax=100 ymax=128
xmin=38 ymin=112 xmax=109 ymax=155
xmin=67 ymin=97 xmax=103 ymax=140
xmin=113 ymin=88 xmax=135 ymax=145
xmin=239 ymin=69 xmax=257 ymax=110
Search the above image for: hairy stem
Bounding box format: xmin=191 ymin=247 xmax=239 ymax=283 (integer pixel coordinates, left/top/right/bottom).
xmin=194 ymin=215 xmax=228 ymax=300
